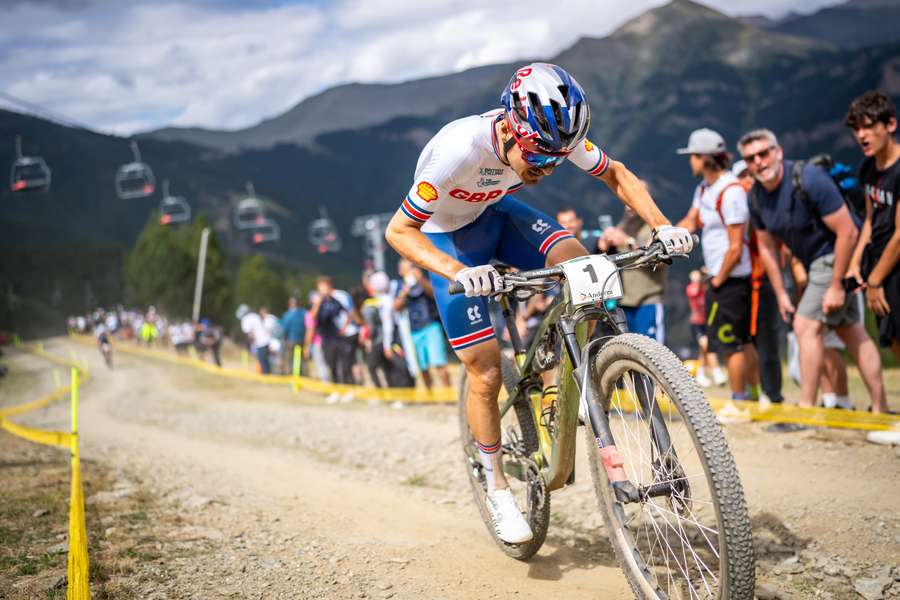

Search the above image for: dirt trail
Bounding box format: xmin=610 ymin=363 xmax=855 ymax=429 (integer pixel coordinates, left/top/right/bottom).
xmin=15 ymin=338 xmax=899 ymax=599
xmin=48 ymin=340 xmax=633 ymax=599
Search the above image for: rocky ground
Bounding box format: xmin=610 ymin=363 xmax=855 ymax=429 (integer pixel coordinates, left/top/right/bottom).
xmin=1 ymin=339 xmax=898 ymax=599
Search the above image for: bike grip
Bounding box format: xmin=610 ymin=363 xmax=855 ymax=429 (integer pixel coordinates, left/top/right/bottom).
xmin=448 ymin=281 xmax=465 ymax=295
xmin=692 ymin=233 xmax=700 ymax=246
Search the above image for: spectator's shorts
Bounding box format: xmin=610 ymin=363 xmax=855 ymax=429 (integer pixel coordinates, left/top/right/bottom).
xmin=875 ymin=269 xmax=900 ymax=347
xmin=426 ymin=197 xmax=574 ymax=352
xmin=690 ymin=323 xmax=707 ymax=343
xmin=622 ymin=303 xmax=665 ymax=343
xmin=411 ymin=321 xmax=448 ymax=369
xmin=797 ymin=253 xmax=861 ymax=327
xmin=705 ymin=276 xmax=752 ymax=352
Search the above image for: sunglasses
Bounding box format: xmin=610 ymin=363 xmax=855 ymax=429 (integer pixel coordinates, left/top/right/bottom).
xmin=741 ymin=145 xmax=776 ymax=163
xmin=516 ymin=139 xmax=569 ymax=168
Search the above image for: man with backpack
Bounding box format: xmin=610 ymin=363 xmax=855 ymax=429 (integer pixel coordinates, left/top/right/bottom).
xmin=676 ymin=128 xmax=761 ymax=401
xmin=739 ymin=128 xmax=887 ymax=413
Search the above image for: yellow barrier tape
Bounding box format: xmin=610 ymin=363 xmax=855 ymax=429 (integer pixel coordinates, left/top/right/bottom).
xmin=70 ymin=335 xmax=900 ymax=431
xmin=1 ymin=342 xmax=92 ymax=599
xmin=0 ymin=417 xmax=72 ymax=448
xmin=86 ymin=337 xmax=456 ymax=403
xmin=607 ymin=387 xmax=900 ymax=432
xmin=0 ymin=384 xmax=71 ymax=418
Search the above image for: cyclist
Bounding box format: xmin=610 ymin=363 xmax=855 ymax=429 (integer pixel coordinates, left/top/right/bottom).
xmin=95 ymin=322 xmax=113 ymax=368
xmin=385 ymin=63 xmax=692 ymax=544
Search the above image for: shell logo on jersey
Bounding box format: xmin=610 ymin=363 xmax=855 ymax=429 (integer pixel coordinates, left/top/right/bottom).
xmin=416 ymin=181 xmax=439 ymax=202
xmin=449 ymin=188 xmax=504 ymax=203
xmin=584 ymin=139 xmax=595 ymax=152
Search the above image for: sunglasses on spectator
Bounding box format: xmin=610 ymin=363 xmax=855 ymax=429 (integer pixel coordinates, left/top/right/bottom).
xmin=516 ymin=140 xmax=569 ymax=168
xmin=741 ymin=145 xmax=776 ymax=163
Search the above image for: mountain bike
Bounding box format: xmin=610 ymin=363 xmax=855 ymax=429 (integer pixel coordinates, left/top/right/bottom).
xmin=451 ymin=240 xmax=755 ymax=600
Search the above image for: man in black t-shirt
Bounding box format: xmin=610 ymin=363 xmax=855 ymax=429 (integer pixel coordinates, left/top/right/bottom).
xmin=846 ymin=91 xmax=900 ymax=360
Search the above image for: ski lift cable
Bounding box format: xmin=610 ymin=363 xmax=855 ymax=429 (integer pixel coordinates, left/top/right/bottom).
xmin=0 ymin=90 xmax=91 ymax=131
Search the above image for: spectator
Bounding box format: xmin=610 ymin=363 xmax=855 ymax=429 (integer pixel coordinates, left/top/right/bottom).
xmin=305 ymin=276 xmax=358 ymax=385
xmin=236 ymin=304 xmax=273 ymax=374
xmin=394 ymin=259 xmax=451 ymax=390
xmin=685 ymin=269 xmax=727 ymax=387
xmin=736 ymin=154 xmax=786 ymax=404
xmin=260 ymin=307 xmax=282 ymax=374
xmin=194 ymin=318 xmax=223 ymax=367
xmin=676 ymin=128 xmax=761 ymax=401
xmin=738 ymin=128 xmax=887 ymax=412
xmin=305 ymin=293 xmax=330 ymax=381
xmin=361 ymin=272 xmax=414 ymax=387
xmin=787 ymin=252 xmax=853 ymax=409
xmin=281 ymin=296 xmax=308 ymax=375
xmin=556 ymin=206 xmax=601 ymax=254
xmin=599 ymin=198 xmax=668 ymax=343
xmin=845 ymin=91 xmax=900 ymax=361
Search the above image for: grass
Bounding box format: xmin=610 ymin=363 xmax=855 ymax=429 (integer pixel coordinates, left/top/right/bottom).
xmin=404 ymin=473 xmax=428 ymax=487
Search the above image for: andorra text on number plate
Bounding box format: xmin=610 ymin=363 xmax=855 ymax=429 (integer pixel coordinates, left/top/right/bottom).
xmin=561 ymin=254 xmax=623 ymax=306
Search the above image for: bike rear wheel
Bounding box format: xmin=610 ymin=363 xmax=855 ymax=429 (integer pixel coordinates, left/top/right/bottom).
xmin=586 ymin=334 xmax=754 ymax=599
xmin=458 ymin=354 xmax=549 ymax=560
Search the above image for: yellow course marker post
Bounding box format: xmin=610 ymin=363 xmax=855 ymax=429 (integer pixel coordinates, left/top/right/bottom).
xmin=37 ymin=341 xmax=44 ymax=353
xmin=241 ymin=349 xmax=249 ymax=370
xmin=292 ymin=345 xmax=302 ymax=393
xmin=188 ymin=345 xmax=198 ymax=361
xmin=13 ymin=333 xmax=22 ymax=347
xmin=67 ymin=367 xmax=90 ymax=599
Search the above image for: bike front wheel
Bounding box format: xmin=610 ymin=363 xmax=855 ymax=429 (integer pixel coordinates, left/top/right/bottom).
xmin=586 ymin=333 xmax=755 ymax=600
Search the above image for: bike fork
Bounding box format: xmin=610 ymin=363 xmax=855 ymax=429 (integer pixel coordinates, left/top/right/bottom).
xmin=562 ymin=313 xmax=641 ymax=503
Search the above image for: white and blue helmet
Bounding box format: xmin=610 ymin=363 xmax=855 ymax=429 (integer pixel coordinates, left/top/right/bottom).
xmin=501 ymin=63 xmax=591 ymax=155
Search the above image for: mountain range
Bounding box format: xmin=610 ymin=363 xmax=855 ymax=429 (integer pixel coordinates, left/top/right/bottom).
xmin=3 ymin=0 xmax=899 ymax=340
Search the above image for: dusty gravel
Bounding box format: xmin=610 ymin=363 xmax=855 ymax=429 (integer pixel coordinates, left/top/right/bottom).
xmin=3 ymin=338 xmax=899 ymax=599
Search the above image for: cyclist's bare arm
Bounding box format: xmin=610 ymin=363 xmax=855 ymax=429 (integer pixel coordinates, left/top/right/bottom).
xmin=385 ymin=212 xmax=465 ymax=279
xmin=597 ymin=161 xmax=670 ymax=230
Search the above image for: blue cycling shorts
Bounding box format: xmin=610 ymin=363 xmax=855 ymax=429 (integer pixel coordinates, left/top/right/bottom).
xmin=425 ymin=196 xmax=574 ymax=352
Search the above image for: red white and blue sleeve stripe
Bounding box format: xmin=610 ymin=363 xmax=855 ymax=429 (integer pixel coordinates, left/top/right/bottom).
xmin=400 ymin=195 xmax=433 ymax=223
xmin=448 ymin=325 xmax=495 ymax=350
xmin=538 ymin=229 xmax=575 ymax=255
xmin=586 ymin=150 xmax=610 ymax=178
xmin=506 ymin=182 xmax=524 ymax=194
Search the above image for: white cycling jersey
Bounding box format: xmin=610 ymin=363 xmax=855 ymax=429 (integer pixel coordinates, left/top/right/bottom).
xmin=400 ymin=109 xmax=611 ymax=233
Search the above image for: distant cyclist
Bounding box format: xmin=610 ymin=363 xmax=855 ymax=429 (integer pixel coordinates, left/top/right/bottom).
xmin=386 ymin=63 xmax=692 ymax=543
xmin=95 ymin=323 xmax=113 ymax=369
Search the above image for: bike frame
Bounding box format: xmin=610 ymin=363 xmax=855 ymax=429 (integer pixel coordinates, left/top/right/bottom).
xmin=496 ymin=275 xmax=675 ymax=496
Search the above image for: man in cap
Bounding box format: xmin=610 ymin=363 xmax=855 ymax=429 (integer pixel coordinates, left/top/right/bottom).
xmin=677 ymin=128 xmax=761 ymax=401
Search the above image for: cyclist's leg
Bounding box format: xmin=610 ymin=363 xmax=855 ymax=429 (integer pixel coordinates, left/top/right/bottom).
xmin=426 ymin=214 xmax=507 ymax=490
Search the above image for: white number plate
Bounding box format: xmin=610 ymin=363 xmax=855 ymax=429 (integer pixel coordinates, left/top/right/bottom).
xmin=560 ymin=255 xmax=623 ymax=306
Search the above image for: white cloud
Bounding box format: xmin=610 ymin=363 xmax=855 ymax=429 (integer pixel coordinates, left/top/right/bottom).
xmin=0 ymin=0 xmax=845 ymax=134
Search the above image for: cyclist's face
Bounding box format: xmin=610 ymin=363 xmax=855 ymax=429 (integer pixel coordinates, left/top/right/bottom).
xmin=500 ymin=122 xmax=559 ymax=184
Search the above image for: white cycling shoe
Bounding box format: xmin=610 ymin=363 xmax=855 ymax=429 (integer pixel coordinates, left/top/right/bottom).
xmin=486 ymin=488 xmax=533 ymax=544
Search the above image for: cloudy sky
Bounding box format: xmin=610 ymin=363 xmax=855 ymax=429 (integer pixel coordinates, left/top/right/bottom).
xmin=1 ymin=0 xmax=841 ymax=134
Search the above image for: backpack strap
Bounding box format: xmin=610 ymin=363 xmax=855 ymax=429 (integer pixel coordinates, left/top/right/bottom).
xmin=790 ymin=160 xmax=820 ymax=222
xmin=714 ymin=181 xmax=745 ymax=226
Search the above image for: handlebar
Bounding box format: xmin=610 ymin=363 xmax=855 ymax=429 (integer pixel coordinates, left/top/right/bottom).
xmin=447 ymin=234 xmax=698 ymax=296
